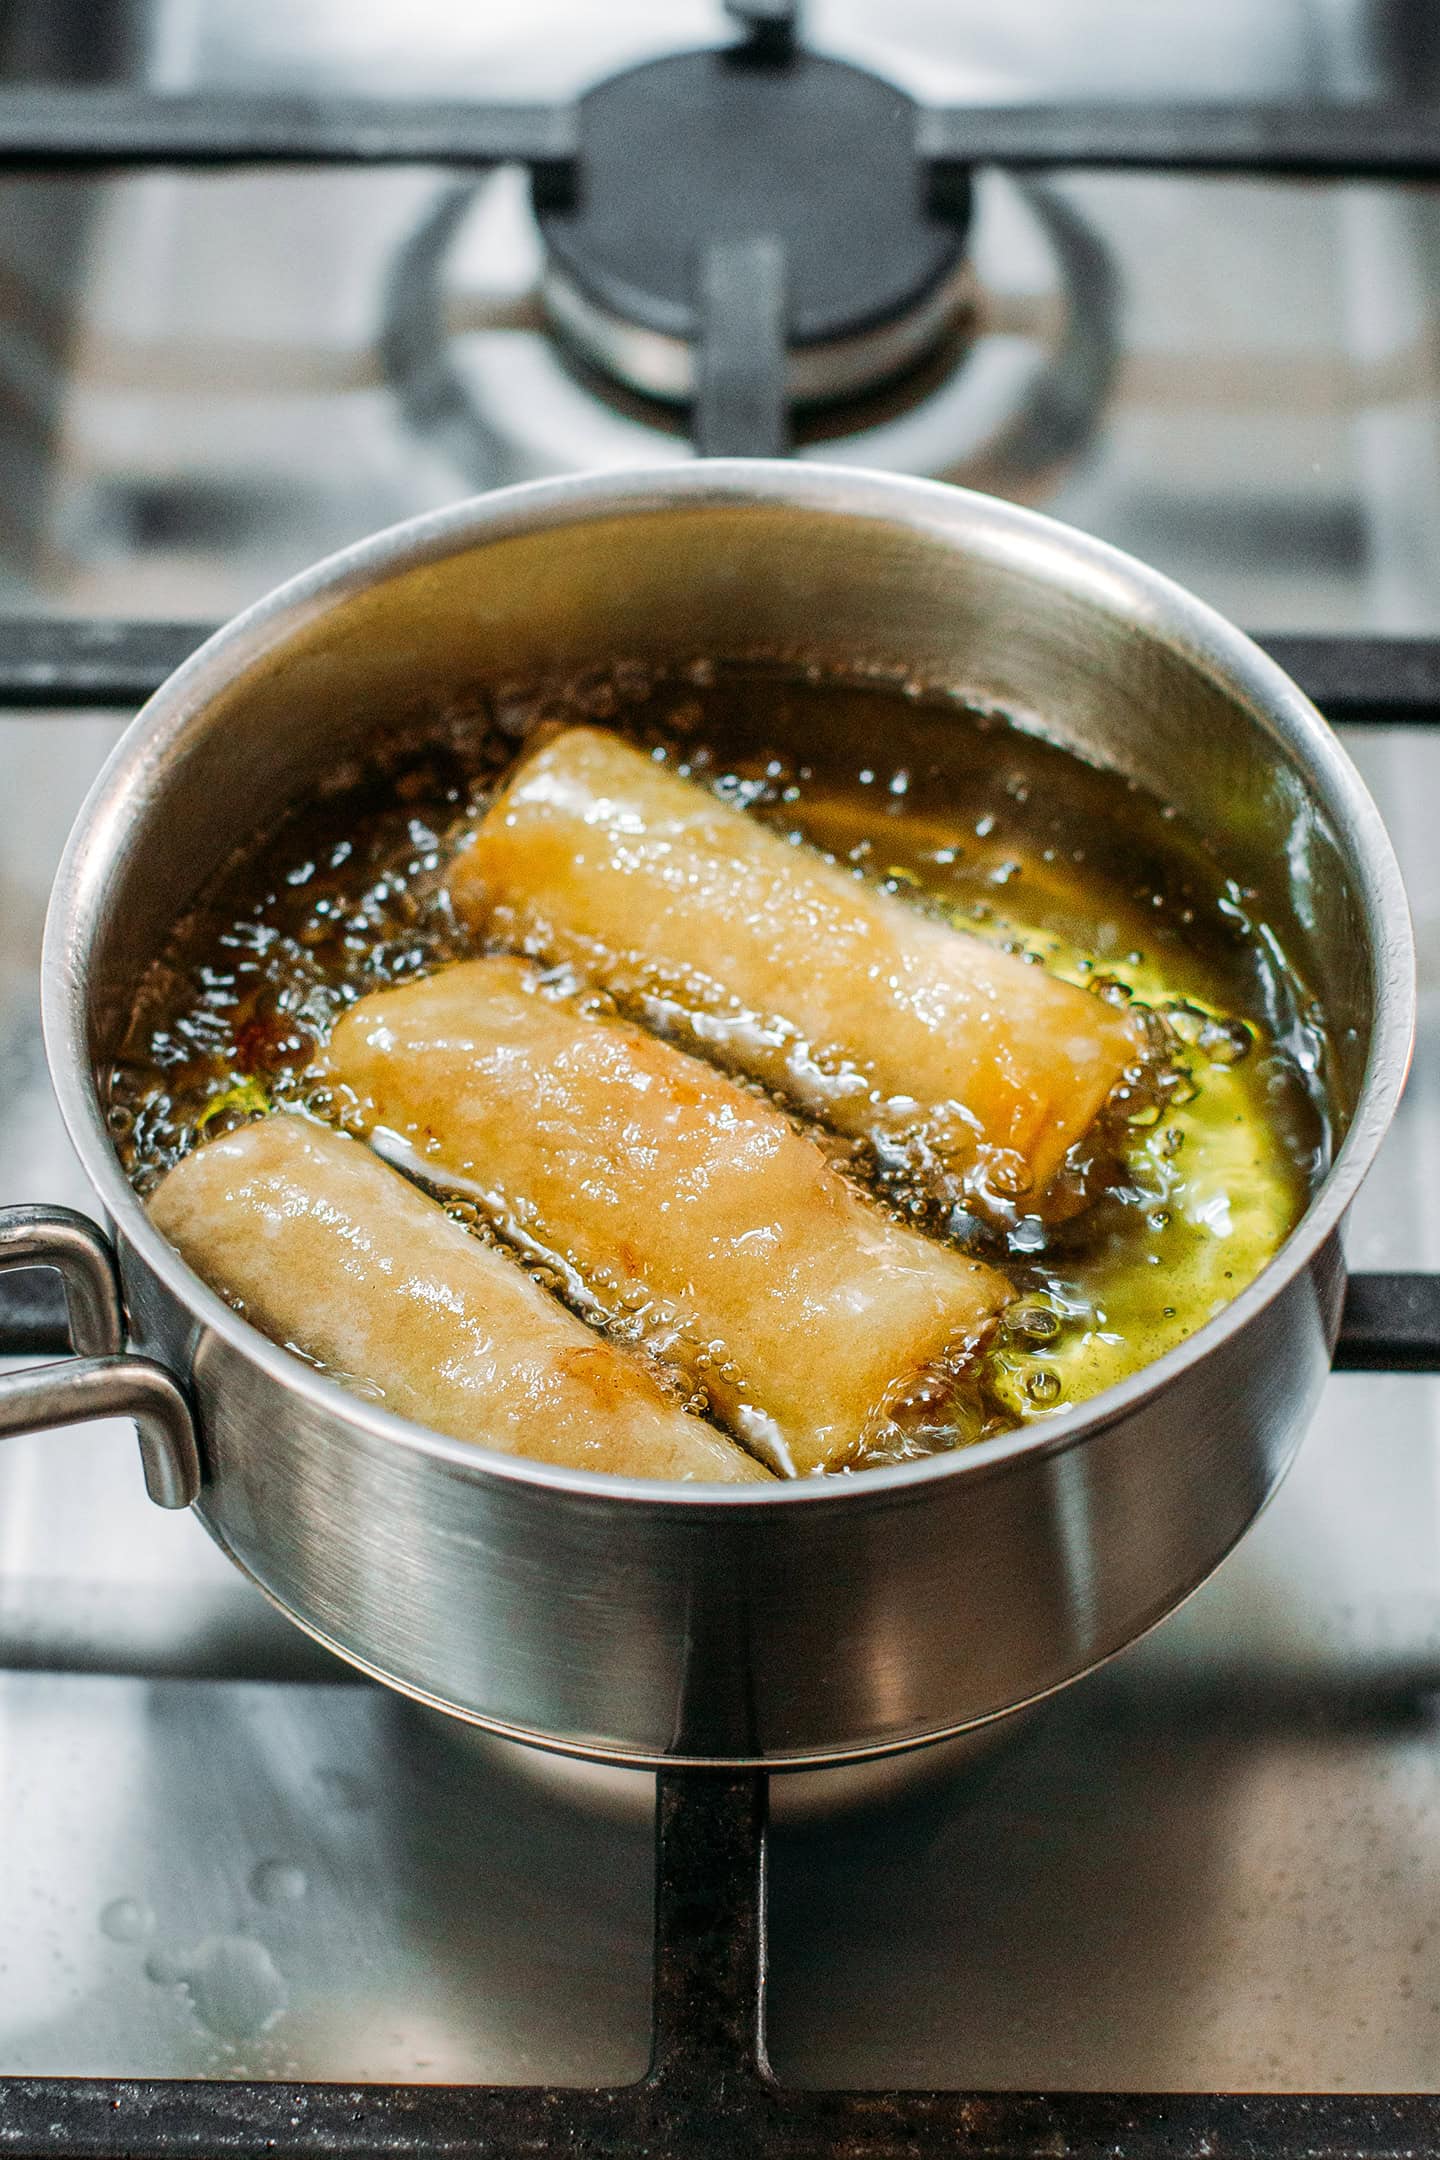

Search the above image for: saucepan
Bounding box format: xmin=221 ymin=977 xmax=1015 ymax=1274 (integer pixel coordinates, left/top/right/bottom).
xmin=0 ymin=463 xmax=1414 ymax=1767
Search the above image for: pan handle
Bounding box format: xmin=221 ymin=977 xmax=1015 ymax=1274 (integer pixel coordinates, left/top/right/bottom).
xmin=0 ymin=1205 xmax=200 ymax=1509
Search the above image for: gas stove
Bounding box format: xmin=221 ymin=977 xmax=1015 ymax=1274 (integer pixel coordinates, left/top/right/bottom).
xmin=3 ymin=3 xmax=1440 ymax=2153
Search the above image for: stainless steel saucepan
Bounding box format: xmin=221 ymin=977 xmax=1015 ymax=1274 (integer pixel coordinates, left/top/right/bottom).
xmin=0 ymin=463 xmax=1414 ymax=1767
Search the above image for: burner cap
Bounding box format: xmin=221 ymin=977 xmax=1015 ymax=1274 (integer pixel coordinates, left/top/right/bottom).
xmin=535 ymin=47 xmax=973 ymax=409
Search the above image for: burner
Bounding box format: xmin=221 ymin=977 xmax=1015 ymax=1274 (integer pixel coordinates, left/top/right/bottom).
xmin=534 ymin=44 xmax=973 ymax=408
xmin=382 ymin=163 xmax=1116 ymax=503
xmin=376 ymin=5 xmax=1118 ymax=495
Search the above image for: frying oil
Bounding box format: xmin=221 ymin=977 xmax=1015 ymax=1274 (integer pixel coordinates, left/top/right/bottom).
xmin=107 ymin=662 xmax=1327 ymax=1470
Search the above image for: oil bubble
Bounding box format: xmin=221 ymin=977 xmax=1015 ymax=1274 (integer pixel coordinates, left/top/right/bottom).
xmin=1198 ymin=1016 xmax=1254 ymax=1065
xmin=986 ymin=1154 xmax=1034 ymax=1200
xmin=1006 ymin=1305 xmax=1060 ymax=1344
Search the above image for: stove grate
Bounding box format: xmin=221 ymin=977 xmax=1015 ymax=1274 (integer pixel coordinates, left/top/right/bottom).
xmin=0 ymin=80 xmax=1436 ymax=448
xmin=5 ymin=1775 xmax=1440 ymax=2156
xmin=0 ymin=85 xmax=1437 ymax=181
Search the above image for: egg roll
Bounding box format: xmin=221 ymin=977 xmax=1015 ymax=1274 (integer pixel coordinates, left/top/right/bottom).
xmin=148 ymin=1114 xmax=769 ymax=1484
xmin=449 ymin=725 xmax=1139 ymax=1206
xmin=324 ymin=957 xmax=1009 ymax=1475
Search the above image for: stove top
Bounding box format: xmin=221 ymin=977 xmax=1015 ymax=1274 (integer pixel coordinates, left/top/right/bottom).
xmin=0 ymin=0 xmax=1433 ymax=628
xmin=3 ymin=0 xmax=1440 ymax=2140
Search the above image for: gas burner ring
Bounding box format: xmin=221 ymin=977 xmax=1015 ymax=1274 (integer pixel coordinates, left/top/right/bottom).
xmin=539 ymin=249 xmax=980 ymax=410
xmin=533 ymin=44 xmax=974 ymax=410
xmin=381 ymin=163 xmax=1119 ymax=503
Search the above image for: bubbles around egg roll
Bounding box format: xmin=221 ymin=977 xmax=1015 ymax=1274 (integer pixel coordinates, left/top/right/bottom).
xmin=148 ymin=1114 xmax=770 ymax=1484
xmin=323 ymin=955 xmax=1010 ymax=1475
xmin=448 ymin=725 xmax=1140 ymax=1210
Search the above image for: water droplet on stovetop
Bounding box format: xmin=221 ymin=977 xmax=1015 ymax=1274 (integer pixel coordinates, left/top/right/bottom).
xmin=250 ymin=1860 xmax=308 ymax=1906
xmin=144 ymin=1934 xmax=287 ymax=2041
xmin=99 ymin=1897 xmax=154 ymax=1944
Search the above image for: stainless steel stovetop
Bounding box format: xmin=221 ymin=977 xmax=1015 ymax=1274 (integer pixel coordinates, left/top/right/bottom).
xmin=4 ymin=0 xmax=1440 ymax=2092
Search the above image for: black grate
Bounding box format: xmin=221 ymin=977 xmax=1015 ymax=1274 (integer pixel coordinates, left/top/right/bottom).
xmin=3 ymin=36 xmax=1440 ymax=2156
xmin=4 ymin=1775 xmax=1440 ymax=2155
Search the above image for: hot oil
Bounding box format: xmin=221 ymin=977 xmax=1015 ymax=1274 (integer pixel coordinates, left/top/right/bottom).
xmin=108 ymin=662 xmax=1329 ymax=1470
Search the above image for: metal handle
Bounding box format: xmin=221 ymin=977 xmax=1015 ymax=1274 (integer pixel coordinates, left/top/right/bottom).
xmin=0 ymin=1204 xmax=199 ymax=1508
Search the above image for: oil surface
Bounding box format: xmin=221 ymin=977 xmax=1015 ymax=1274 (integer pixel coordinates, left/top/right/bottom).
xmin=109 ymin=664 xmax=1328 ymax=1468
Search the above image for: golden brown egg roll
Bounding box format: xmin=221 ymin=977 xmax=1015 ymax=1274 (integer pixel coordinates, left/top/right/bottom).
xmin=324 ymin=957 xmax=1009 ymax=1475
xmin=148 ymin=1114 xmax=769 ymax=1483
xmin=449 ymin=726 xmax=1138 ymax=1206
